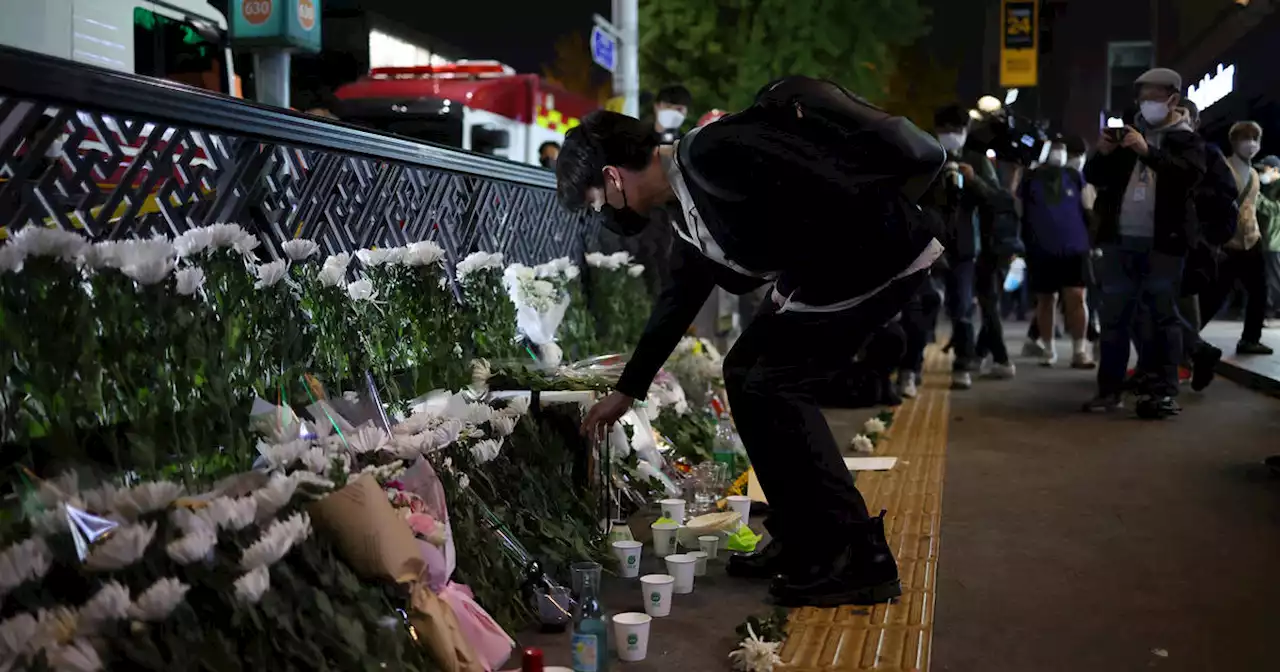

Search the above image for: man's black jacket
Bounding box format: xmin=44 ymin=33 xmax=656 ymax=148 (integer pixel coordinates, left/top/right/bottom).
xmin=918 ymin=151 xmax=1018 ymax=263
xmin=1084 ymin=116 xmax=1206 ymax=257
xmin=613 ymin=77 xmax=944 ymax=399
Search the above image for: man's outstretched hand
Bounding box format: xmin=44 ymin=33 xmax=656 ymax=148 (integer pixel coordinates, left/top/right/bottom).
xmin=581 ymin=391 xmax=636 ymax=439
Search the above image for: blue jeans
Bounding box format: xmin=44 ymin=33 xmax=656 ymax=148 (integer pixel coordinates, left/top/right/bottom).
xmin=1096 ymin=237 xmax=1184 ymax=397
xmin=942 ymin=259 xmax=976 ymax=371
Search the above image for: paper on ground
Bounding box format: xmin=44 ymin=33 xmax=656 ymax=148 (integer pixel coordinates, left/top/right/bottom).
xmin=746 ymin=457 xmax=899 ymax=504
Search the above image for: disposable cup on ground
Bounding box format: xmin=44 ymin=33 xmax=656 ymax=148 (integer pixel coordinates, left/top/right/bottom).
xmin=688 ymin=550 xmax=709 ymax=576
xmin=658 ymin=498 xmax=686 ymax=523
xmin=664 ymin=553 xmax=697 ymax=594
xmin=611 ymin=540 xmax=643 ymax=578
xmin=640 ymin=574 xmax=675 ymax=617
xmin=570 ymin=561 xmax=601 ymax=598
xmin=726 ymin=495 xmax=753 ymax=528
xmin=651 ymin=521 xmax=679 ymax=557
xmin=698 ymin=535 xmax=720 ymax=560
xmin=612 ymin=612 xmax=653 ymax=662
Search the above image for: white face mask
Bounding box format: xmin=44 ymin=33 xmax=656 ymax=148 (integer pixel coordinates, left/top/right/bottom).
xmin=1046 ymin=149 xmax=1068 ymax=167
xmin=1262 ymin=171 xmax=1278 ymax=185
xmin=937 ymin=131 xmax=967 ymax=154
xmin=1067 ymin=155 xmax=1086 ymax=172
xmin=656 ymin=108 xmax=686 ymax=131
xmin=1140 ymin=100 xmax=1171 ymax=125
xmin=1235 ymin=140 xmax=1261 ymax=160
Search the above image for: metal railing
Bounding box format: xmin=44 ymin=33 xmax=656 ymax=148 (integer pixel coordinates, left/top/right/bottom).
xmin=0 ymin=46 xmax=596 ymax=276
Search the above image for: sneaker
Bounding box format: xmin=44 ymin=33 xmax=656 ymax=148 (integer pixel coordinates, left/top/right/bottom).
xmin=983 ymin=361 xmax=1016 ymax=379
xmin=978 ymin=355 xmax=993 ymax=377
xmin=951 ymin=371 xmax=972 ymax=390
xmin=1070 ymin=351 xmax=1096 ymax=369
xmin=1040 ymin=346 xmax=1059 ymax=367
xmin=1021 ymin=339 xmax=1045 ymax=357
xmin=1081 ymin=393 xmax=1123 ymax=413
xmin=769 ymin=511 xmax=902 ymax=607
xmin=1135 ymin=395 xmax=1180 ymax=419
xmin=1190 ymin=345 xmax=1222 ymax=392
xmin=897 ymin=371 xmax=919 ymax=399
xmin=727 ymin=538 xmax=789 ymax=579
xmin=1237 ymin=340 xmax=1275 ymax=355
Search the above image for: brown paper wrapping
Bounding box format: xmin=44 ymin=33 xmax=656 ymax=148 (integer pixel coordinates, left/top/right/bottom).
xmin=408 ymin=585 xmax=486 ymax=672
xmin=309 ymin=474 xmax=425 ymax=583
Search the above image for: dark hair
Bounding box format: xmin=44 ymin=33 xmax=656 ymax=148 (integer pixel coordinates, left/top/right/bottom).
xmin=556 ymin=110 xmax=659 ymax=209
xmin=655 ymin=85 xmax=693 ymax=107
xmin=1063 ymin=135 xmax=1087 ymax=156
xmin=1229 ymin=121 xmax=1263 ymax=142
xmin=934 ymin=103 xmax=970 ymax=131
xmin=538 ymin=140 xmax=561 ymax=155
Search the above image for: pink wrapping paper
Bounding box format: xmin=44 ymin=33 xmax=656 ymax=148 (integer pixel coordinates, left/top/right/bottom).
xmin=439 ymin=582 xmax=516 ymax=671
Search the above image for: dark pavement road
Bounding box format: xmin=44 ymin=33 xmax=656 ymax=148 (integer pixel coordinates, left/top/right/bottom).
xmin=932 ymin=335 xmax=1280 ymax=672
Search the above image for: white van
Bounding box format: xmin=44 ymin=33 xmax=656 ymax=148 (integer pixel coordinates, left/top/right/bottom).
xmin=0 ymin=0 xmax=237 ymax=95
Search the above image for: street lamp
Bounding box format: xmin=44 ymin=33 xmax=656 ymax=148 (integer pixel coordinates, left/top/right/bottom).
xmin=977 ymin=95 xmax=1003 ymax=113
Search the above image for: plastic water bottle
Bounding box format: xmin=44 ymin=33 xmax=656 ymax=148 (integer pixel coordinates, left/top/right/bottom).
xmin=571 ymin=572 xmax=608 ymax=672
xmin=710 ymin=398 xmax=739 ymax=471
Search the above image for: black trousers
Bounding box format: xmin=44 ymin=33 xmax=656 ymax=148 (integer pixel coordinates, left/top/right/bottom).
xmin=1199 ymin=245 xmax=1268 ymax=343
xmin=973 ymin=256 xmax=1011 ymax=365
xmin=941 ymin=259 xmax=976 ymax=371
xmin=899 ymin=272 xmax=943 ymax=375
xmin=724 ymin=270 xmax=928 ymax=553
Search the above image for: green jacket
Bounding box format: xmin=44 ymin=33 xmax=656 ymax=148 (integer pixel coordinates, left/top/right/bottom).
xmin=1257 ymin=180 xmax=1280 ymax=251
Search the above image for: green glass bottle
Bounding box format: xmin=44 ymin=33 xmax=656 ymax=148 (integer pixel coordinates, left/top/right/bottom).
xmin=570 ymin=571 xmax=609 ymax=672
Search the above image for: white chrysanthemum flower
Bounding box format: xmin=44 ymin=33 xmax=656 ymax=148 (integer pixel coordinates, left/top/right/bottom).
xmin=281 ymin=239 xmax=320 ymax=261
xmin=8 ymin=226 xmax=89 ymax=262
xmin=174 ymin=267 xmax=205 ymax=296
xmin=297 ymin=446 xmax=331 ymax=474
xmin=111 ymin=481 xmax=184 ymax=519
xmin=457 ymin=473 xmax=470 ymax=490
xmin=256 ymin=438 xmax=310 ymax=471
xmin=35 ymin=471 xmax=79 ymax=508
xmin=863 ymin=417 xmax=887 ymax=435
xmin=108 ymin=239 xmax=177 ymax=285
xmin=504 ymin=263 xmax=536 ymax=283
xmin=240 ymin=512 xmax=311 ymax=571
xmin=0 ymin=245 xmax=25 ymax=274
xmin=346 ymin=278 xmax=377 ymax=301
xmin=850 ymin=434 xmax=875 ymax=454
xmin=85 ymin=522 xmax=156 ymax=572
xmin=76 ymin=582 xmax=130 ymax=633
xmin=627 ymin=264 xmax=645 ymax=277
xmin=122 ymin=256 xmax=176 ymax=285
xmin=165 ymin=525 xmax=217 ymax=565
xmin=253 ymin=473 xmax=300 ymax=523
xmin=323 ymin=251 xmax=352 ymax=270
xmin=505 ymin=395 xmax=531 ymax=417
xmin=584 ymin=252 xmax=607 ymax=267
xmin=126 ymin=578 xmax=189 ymax=622
xmin=233 ymin=235 xmax=261 ymax=256
xmin=205 ymin=223 xmax=250 ymax=249
xmin=728 ymin=624 xmax=782 ymax=672
xmin=470 ymin=359 xmax=492 ymax=386
xmin=289 ymin=470 xmax=335 ymax=493
xmin=489 ymin=414 xmax=517 ymax=437
xmin=234 ymin=566 xmax=270 ymax=605
xmin=46 ymin=638 xmax=103 ymax=672
xmin=404 ymin=240 xmax=445 ymax=267
xmin=470 ymin=438 xmax=503 ymax=464
xmin=30 ymin=502 xmax=72 ymax=536
xmin=538 ymin=342 xmax=563 ymax=368
xmin=207 ymin=496 xmax=259 ymax=531
xmin=252 ymin=260 xmax=289 ymax=289
xmin=317 ymin=263 xmax=346 ymax=287
xmin=79 ymin=483 xmax=119 ymax=514
xmin=34 ymin=608 xmax=79 ymax=655
xmin=173 ymin=228 xmax=216 ymax=257
xmin=347 ymin=424 xmax=388 ymax=454
xmin=0 ymin=613 xmax=36 ymax=659
xmin=357 ymin=247 xmax=405 ymax=267
xmin=674 ymin=399 xmax=690 ymax=415
xmin=0 ymin=538 xmax=52 ymax=595
xmin=455 ymin=251 xmax=504 ymax=283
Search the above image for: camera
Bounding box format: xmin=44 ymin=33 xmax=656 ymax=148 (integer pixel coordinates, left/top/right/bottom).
xmin=968 ymin=110 xmax=1049 ymax=166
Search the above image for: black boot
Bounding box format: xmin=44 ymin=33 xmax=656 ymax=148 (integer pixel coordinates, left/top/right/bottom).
xmin=726 ymin=537 xmax=788 ymax=579
xmin=768 ymin=511 xmax=902 ymax=607
xmin=1190 ymin=344 xmax=1222 ymax=392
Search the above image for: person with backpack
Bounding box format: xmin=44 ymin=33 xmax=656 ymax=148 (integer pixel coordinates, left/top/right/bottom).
xmin=557 ymin=76 xmax=945 ymax=607
xmin=1019 ymin=137 xmax=1096 ymax=369
xmin=1081 ymin=68 xmax=1206 ymax=419
xmin=1197 ymin=121 xmax=1275 ymax=357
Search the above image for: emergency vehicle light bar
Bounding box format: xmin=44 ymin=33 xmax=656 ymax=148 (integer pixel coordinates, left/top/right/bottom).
xmin=369 ymin=61 xmax=516 ymax=79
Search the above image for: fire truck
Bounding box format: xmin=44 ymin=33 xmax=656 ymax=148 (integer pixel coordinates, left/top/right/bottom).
xmin=334 ymin=61 xmax=600 ymax=167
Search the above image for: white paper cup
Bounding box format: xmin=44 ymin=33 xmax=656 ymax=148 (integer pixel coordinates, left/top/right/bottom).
xmin=658 ymin=498 xmax=686 ymax=523
xmin=612 ymin=612 xmax=653 ymax=662
xmin=698 ymin=534 xmax=720 ymax=560
xmin=611 ymin=540 xmax=643 ymax=578
xmin=651 ymin=521 xmax=679 ymax=557
xmin=688 ymin=550 xmax=709 ymax=576
xmin=640 ymin=574 xmax=675 ymax=617
xmin=664 ymin=553 xmax=697 ymax=594
xmin=726 ymin=495 xmax=752 ymax=528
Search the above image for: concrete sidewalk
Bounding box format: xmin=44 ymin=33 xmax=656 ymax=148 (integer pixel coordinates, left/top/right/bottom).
xmin=1199 ymin=320 xmax=1280 ymax=398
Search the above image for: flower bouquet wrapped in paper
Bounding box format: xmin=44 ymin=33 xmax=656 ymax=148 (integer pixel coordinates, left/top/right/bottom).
xmin=502 ymin=262 xmax=571 ymax=369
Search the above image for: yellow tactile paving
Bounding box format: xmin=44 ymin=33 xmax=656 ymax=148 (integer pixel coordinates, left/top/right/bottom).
xmin=780 ymin=347 xmax=952 ymax=672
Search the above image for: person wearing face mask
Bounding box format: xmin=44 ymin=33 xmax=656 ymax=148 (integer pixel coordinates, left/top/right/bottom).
xmin=556 ymin=76 xmax=945 ymax=607
xmin=1018 ymin=138 xmax=1096 ymax=369
xmin=1196 ymin=121 xmax=1274 ymax=356
xmin=652 ymin=84 xmax=692 ymax=145
xmin=917 ymin=104 xmax=1018 ymax=390
xmin=1254 ymin=155 xmax=1280 ymax=322
xmin=538 ymin=141 xmax=560 ymax=169
xmin=1080 ymin=67 xmax=1206 ymax=419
